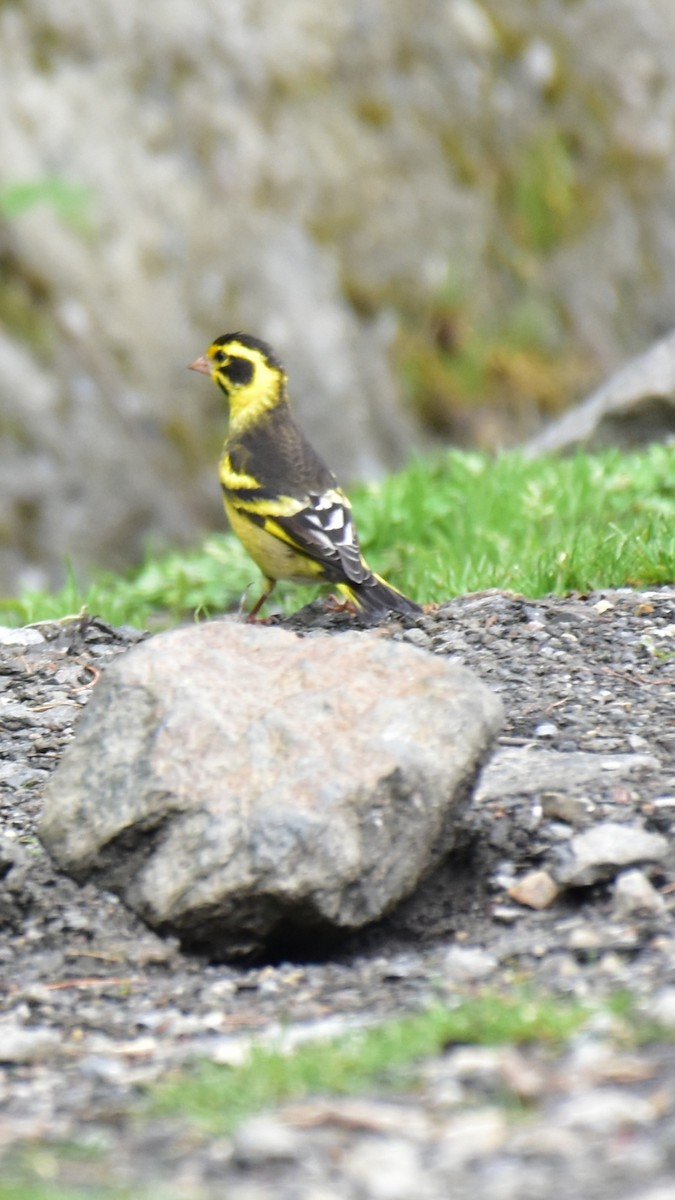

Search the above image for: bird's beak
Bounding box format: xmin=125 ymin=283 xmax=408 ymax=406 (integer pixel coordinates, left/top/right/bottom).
xmin=188 ymin=355 xmax=212 ymax=376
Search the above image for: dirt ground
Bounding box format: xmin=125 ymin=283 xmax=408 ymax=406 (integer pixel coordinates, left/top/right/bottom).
xmin=1 ymin=587 xmax=674 ymax=1199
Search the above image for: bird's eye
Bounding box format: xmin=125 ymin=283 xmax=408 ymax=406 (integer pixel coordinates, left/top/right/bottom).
xmin=213 ymin=350 xmax=227 ymax=366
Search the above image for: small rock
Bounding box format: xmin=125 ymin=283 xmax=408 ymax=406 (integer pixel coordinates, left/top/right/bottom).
xmin=554 ymin=1087 xmax=658 ymax=1133
xmin=400 ymin=627 xmax=428 ymax=647
xmin=445 ymin=1045 xmax=543 ymax=1101
xmin=443 ymin=945 xmax=498 ymax=983
xmin=541 ymin=792 xmax=592 ymax=824
xmin=344 ymin=1137 xmax=423 ymax=1200
xmin=612 ymin=869 xmax=666 ymax=917
xmin=433 ymin=1108 xmax=508 ymax=1169
xmin=491 ymin=904 xmax=521 ymax=924
xmin=567 ymin=925 xmax=602 ymax=953
xmin=509 ymin=1125 xmax=583 ymax=1158
xmin=545 ymin=821 xmax=574 ymax=842
xmin=0 ymin=625 xmax=45 ymax=645
xmin=209 ymin=1039 xmax=251 ymax=1068
xmin=554 ymin=822 xmax=668 ymax=886
xmin=599 ymin=950 xmax=628 ymax=977
xmin=476 ymin=748 xmax=660 ymax=803
xmin=0 ymin=1023 xmax=61 ymax=1063
xmin=233 ymin=1114 xmax=302 ymax=1165
xmin=498 ymin=1047 xmax=545 ymax=1102
xmin=444 ymin=1045 xmax=505 ymax=1085
xmin=653 ymin=795 xmax=675 ymax=810
xmin=508 ymin=869 xmax=559 ymax=909
xmin=644 ymin=987 xmax=675 ymax=1029
xmin=534 ymin=722 xmax=557 ymax=739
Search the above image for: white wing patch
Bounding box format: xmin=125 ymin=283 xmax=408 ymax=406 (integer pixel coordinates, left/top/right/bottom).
xmin=307 ymin=490 xmax=355 ymax=548
xmin=275 ymin=487 xmax=370 ymax=584
xmin=306 ymin=493 xmax=349 ymax=535
xmin=319 ymin=506 xmax=347 ymax=532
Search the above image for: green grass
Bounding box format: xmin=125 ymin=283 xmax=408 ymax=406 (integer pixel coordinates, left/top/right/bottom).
xmin=151 ymin=991 xmax=592 ymax=1134
xmin=0 ymin=444 xmax=672 ymax=629
xmin=0 ymin=1187 xmax=129 ymax=1200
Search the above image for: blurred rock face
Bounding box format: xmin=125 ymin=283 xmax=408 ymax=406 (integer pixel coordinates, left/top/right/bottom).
xmin=1 ymin=0 xmax=675 ymax=588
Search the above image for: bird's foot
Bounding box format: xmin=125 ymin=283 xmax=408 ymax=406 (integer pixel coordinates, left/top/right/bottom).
xmin=323 ymin=594 xmax=358 ymax=615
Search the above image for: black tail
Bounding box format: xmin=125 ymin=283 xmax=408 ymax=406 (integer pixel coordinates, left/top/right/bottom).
xmin=339 ymin=573 xmax=421 ymax=618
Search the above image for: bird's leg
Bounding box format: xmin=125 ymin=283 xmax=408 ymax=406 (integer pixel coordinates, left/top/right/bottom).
xmin=245 ymin=577 xmax=276 ymax=623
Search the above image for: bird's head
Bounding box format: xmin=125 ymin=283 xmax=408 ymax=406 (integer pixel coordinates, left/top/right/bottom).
xmin=189 ymin=333 xmax=286 ymax=423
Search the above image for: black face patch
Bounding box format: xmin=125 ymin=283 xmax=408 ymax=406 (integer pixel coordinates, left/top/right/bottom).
xmin=214 ymin=332 xmax=284 ymax=371
xmin=223 ymin=355 xmax=255 ymax=386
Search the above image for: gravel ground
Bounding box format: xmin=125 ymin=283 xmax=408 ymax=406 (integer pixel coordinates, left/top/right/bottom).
xmin=1 ymin=587 xmax=674 ymax=1199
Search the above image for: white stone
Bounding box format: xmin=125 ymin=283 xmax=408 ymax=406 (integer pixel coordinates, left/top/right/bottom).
xmin=0 ymin=625 xmax=45 ymax=646
xmin=554 ymin=822 xmax=668 ymax=886
xmin=613 ymin=869 xmax=666 ymax=917
xmin=443 ymin=945 xmax=498 ymax=982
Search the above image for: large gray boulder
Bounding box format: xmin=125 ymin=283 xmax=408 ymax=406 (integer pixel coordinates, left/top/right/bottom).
xmin=38 ymin=622 xmax=502 ymax=959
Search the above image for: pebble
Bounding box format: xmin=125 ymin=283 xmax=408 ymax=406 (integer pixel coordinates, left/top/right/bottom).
xmin=0 ymin=1023 xmax=61 ymax=1063
xmin=232 ymin=1115 xmax=303 ymax=1165
xmin=612 ymin=869 xmax=667 ymax=917
xmin=567 ymin=925 xmax=602 ymax=952
xmin=554 ymin=821 xmax=669 ymax=886
xmin=541 ymin=792 xmax=592 ymax=824
xmin=644 ymin=987 xmax=675 ymax=1028
xmin=444 ymin=1045 xmax=508 ymax=1085
xmin=554 ymin=1087 xmax=659 ymax=1132
xmin=534 ymin=722 xmax=558 ymax=738
xmin=343 ymin=1136 xmax=424 ymax=1200
xmin=476 ymin=747 xmax=660 ymax=803
xmin=508 ymin=869 xmax=559 ymax=909
xmin=491 ymin=903 xmax=522 ymax=923
xmin=432 ymin=1108 xmax=508 ymax=1168
xmin=443 ymin=945 xmax=498 ymax=982
xmin=0 ymin=626 xmax=45 ymax=646
xmin=653 ymin=795 xmax=675 ymax=809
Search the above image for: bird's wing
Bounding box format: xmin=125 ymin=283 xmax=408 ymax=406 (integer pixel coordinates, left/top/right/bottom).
xmin=265 ymin=488 xmax=371 ymax=585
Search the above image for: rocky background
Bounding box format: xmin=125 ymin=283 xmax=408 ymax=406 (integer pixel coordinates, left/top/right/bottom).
xmin=2 ymin=0 xmax=675 ymax=591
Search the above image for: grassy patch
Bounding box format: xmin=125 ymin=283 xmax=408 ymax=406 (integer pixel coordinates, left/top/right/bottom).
xmin=0 ymin=444 xmax=672 ymax=629
xmin=151 ymin=991 xmax=591 ymax=1134
xmin=3 ymin=991 xmax=672 ymax=1198
xmin=0 ymin=1186 xmax=127 ymax=1200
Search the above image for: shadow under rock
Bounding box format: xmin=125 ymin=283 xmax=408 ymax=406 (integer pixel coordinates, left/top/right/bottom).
xmin=188 ymin=833 xmax=493 ymax=967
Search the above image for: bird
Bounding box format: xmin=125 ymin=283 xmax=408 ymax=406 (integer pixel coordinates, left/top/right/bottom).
xmin=188 ymin=332 xmax=421 ymax=621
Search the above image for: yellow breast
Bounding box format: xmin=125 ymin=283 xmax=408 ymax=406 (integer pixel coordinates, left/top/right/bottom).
xmin=224 ymin=498 xmax=325 ymax=584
